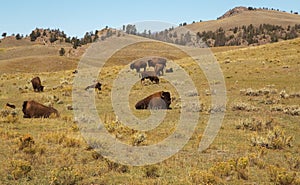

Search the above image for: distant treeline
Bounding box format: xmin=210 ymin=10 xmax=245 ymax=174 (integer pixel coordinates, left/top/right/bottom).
xmin=2 ymin=22 xmax=300 ymax=49
xmin=123 ymin=24 xmax=200 ymax=47
xmin=197 ymin=24 xmax=300 ymax=47
xmin=125 ymin=23 xmax=300 ymax=47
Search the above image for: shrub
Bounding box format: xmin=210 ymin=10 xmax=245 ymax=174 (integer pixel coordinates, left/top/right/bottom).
xmin=0 ymin=108 xmax=19 ymax=123
xmin=285 ymin=153 xmax=300 ymax=170
xmin=19 ymin=134 xmax=34 ymax=150
xmin=235 ymin=117 xmax=274 ymax=131
xmin=268 ymin=165 xmax=297 ymax=185
xmin=209 ymin=161 xmax=235 ymax=179
xmin=144 ymin=165 xmax=160 ymax=178
xmin=235 ymin=157 xmax=249 ymax=180
xmin=49 ymin=166 xmax=83 ymax=185
xmin=251 ymin=127 xmax=294 ymax=149
xmin=190 ymin=170 xmax=223 ymax=184
xmin=9 ymin=160 xmax=32 ymax=180
xmin=232 ymin=102 xmax=259 ymax=112
xmin=104 ymin=158 xmax=129 ymax=173
xmin=132 ymin=132 xmax=146 ymax=146
xmin=248 ymin=148 xmax=267 ymax=169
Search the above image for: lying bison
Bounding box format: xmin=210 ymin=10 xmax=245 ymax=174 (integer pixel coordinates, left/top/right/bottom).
xmin=148 ymin=57 xmax=167 ymax=68
xmin=22 ymin=100 xmax=59 ymax=118
xmin=130 ymin=60 xmax=147 ymax=72
xmin=166 ymin=68 xmax=173 ymax=73
xmin=135 ymin=91 xmax=171 ymax=109
xmin=6 ymin=103 xmax=16 ymax=109
xmin=31 ymin=76 xmax=44 ymax=92
xmin=85 ymin=82 xmax=102 ymax=91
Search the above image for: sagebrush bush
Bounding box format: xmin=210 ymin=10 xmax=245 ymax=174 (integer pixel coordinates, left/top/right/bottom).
xmin=9 ymin=159 xmax=32 ymax=180
xmin=190 ymin=170 xmax=223 ymax=185
xmin=132 ymin=132 xmax=146 ymax=146
xmin=144 ymin=165 xmax=160 ymax=178
xmin=49 ymin=166 xmax=83 ymax=185
xmin=250 ymin=127 xmax=294 ymax=149
xmin=232 ymin=102 xmax=259 ymax=112
xmin=268 ymin=165 xmax=298 ymax=185
xmin=18 ymin=134 xmax=35 ymax=150
xmin=209 ymin=161 xmax=235 ymax=179
xmin=235 ymin=117 xmax=274 ymax=131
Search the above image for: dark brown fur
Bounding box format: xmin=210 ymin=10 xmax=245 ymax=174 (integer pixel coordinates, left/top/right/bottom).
xmin=135 ymin=91 xmax=171 ymax=109
xmin=130 ymin=60 xmax=147 ymax=72
xmin=31 ymin=76 xmax=44 ymax=92
xmin=155 ymin=63 xmax=165 ymax=76
xmin=85 ymin=82 xmax=102 ymax=91
xmin=6 ymin=103 xmax=16 ymax=109
xmin=166 ymin=68 xmax=173 ymax=73
xmin=22 ymin=100 xmax=59 ymax=118
xmin=141 ymin=76 xmax=159 ymax=84
xmin=148 ymin=57 xmax=167 ymax=68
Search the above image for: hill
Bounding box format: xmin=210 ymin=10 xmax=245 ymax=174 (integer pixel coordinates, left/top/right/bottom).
xmin=186 ymin=7 xmax=300 ymax=33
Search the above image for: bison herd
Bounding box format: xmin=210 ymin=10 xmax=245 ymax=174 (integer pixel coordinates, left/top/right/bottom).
xmin=130 ymin=57 xmax=173 ymax=109
xmin=5 ymin=57 xmax=173 ymax=119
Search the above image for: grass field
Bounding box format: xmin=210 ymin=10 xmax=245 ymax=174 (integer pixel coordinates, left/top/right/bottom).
xmin=0 ymin=36 xmax=300 ymax=184
xmin=186 ymin=8 xmax=300 ymax=33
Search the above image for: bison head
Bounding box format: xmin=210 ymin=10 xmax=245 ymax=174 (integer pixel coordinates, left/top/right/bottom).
xmin=147 ymin=59 xmax=153 ymax=67
xmin=161 ymin=91 xmax=171 ymax=103
xmin=95 ymin=82 xmax=102 ymax=90
xmin=130 ymin=63 xmax=134 ymax=69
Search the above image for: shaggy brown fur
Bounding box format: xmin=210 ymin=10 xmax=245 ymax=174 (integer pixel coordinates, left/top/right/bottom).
xmin=130 ymin=60 xmax=147 ymax=72
xmin=31 ymin=76 xmax=44 ymax=92
xmin=135 ymin=91 xmax=171 ymax=109
xmin=22 ymin=100 xmax=59 ymax=118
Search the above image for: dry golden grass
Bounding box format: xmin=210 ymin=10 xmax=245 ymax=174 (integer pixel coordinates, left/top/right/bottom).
xmin=0 ymin=36 xmax=299 ymax=184
xmin=186 ymin=9 xmax=300 ymax=33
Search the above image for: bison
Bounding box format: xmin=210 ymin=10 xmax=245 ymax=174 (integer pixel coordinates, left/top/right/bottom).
xmin=31 ymin=76 xmax=44 ymax=92
xmin=22 ymin=100 xmax=59 ymax=118
xmin=6 ymin=103 xmax=16 ymax=109
xmin=85 ymin=82 xmax=102 ymax=91
xmin=148 ymin=57 xmax=167 ymax=68
xmin=165 ymin=68 xmax=173 ymax=73
xmin=135 ymin=91 xmax=171 ymax=109
xmin=130 ymin=60 xmax=147 ymax=72
xmin=155 ymin=63 xmax=165 ymax=76
xmin=141 ymin=76 xmax=159 ymax=84
xmin=140 ymin=71 xmax=156 ymax=78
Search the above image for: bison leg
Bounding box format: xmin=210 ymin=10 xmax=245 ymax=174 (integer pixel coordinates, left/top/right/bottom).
xmin=23 ymin=114 xmax=31 ymax=118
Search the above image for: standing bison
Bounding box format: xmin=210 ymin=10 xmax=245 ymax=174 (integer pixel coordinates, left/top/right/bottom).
xmin=154 ymin=63 xmax=165 ymax=76
xmin=22 ymin=100 xmax=59 ymax=118
xmin=31 ymin=76 xmax=44 ymax=92
xmin=130 ymin=60 xmax=147 ymax=72
xmin=140 ymin=71 xmax=156 ymax=78
xmin=135 ymin=91 xmax=171 ymax=109
xmin=147 ymin=57 xmax=167 ymax=68
xmin=141 ymin=76 xmax=159 ymax=84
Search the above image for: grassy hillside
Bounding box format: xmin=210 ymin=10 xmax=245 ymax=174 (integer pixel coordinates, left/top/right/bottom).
xmin=0 ymin=35 xmax=299 ymax=184
xmin=186 ymin=9 xmax=300 ymax=33
xmin=0 ymin=39 xmax=82 ymax=74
